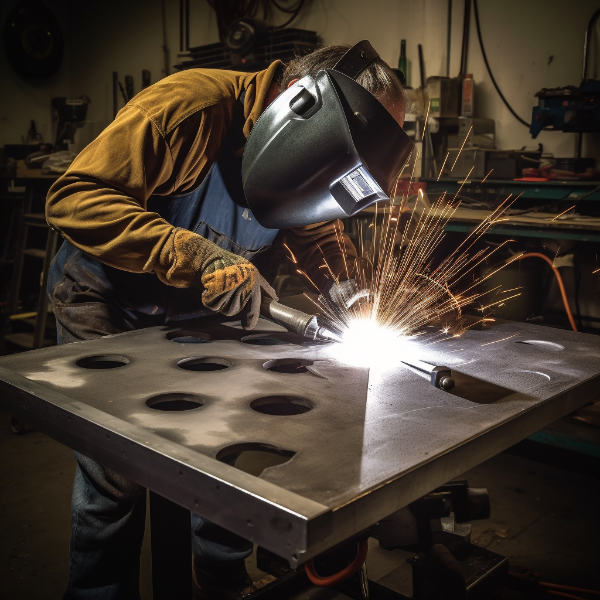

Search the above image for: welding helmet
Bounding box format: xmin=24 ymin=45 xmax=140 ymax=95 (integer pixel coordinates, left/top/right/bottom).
xmin=241 ymin=41 xmax=414 ymax=229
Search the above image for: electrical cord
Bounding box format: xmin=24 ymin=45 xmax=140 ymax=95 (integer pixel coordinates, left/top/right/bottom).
xmin=304 ymin=539 xmax=369 ymax=586
xmin=541 ymin=580 xmax=600 ymax=596
xmin=206 ymin=0 xmax=306 ymax=38
xmin=546 ymin=592 xmax=586 ymax=600
xmin=508 ymin=252 xmax=578 ymax=331
xmin=459 ymin=0 xmax=471 ymax=77
xmin=472 ymin=0 xmax=531 ymax=127
xmin=272 ymin=0 xmax=305 ymax=29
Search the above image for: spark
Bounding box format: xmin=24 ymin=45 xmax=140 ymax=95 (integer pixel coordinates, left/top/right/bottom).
xmin=456 ymin=166 xmax=475 ymax=193
xmin=437 ymin=151 xmax=450 ymax=181
xmin=450 ymin=124 xmax=473 ymax=172
xmin=551 ymin=205 xmax=576 ymax=221
xmin=481 ymin=169 xmax=494 ymax=183
xmin=477 ymin=292 xmax=522 ymax=312
xmin=283 ymin=152 xmax=520 ymax=368
xmin=593 ymin=267 xmax=600 ymax=275
xmin=283 ymin=242 xmax=298 ymax=264
xmin=480 ymin=333 xmax=519 ymax=347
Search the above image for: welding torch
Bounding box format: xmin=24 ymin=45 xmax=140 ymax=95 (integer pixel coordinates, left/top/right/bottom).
xmin=260 ymin=298 xmax=341 ymax=343
xmin=260 ymin=298 xmax=455 ymax=390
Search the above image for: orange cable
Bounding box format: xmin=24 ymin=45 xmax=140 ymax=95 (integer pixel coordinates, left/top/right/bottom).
xmin=304 ymin=539 xmax=369 ymax=587
xmin=509 ymin=252 xmax=578 ymax=332
xmin=541 ymin=581 xmax=600 ymax=596
xmin=546 ymin=590 xmax=586 ymax=600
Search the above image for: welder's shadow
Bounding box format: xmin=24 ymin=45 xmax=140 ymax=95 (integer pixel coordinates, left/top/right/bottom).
xmin=161 ymin=318 xmax=323 ymax=347
xmin=445 ymin=371 xmax=516 ymax=404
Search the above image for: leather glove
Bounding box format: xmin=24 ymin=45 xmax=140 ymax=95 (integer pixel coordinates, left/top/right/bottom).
xmin=198 ymin=245 xmax=277 ymax=330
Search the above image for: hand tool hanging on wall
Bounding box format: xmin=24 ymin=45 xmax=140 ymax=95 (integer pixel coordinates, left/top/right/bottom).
xmin=124 ymin=75 xmax=134 ymax=100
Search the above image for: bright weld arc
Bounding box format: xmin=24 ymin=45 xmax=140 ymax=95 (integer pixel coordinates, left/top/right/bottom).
xmin=284 ymin=139 xmax=519 ymax=368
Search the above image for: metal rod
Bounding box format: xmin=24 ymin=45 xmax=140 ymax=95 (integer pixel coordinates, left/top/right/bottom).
xmin=401 ymin=358 xmax=455 ymax=390
xmin=359 ymin=561 xmax=370 ymax=600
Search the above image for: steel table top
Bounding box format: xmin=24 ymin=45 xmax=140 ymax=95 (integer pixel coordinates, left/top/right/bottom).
xmin=0 ymin=318 xmax=598 ymax=565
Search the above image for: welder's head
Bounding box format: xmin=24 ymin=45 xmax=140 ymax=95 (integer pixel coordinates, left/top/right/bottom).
xmin=241 ymin=41 xmax=414 ymax=229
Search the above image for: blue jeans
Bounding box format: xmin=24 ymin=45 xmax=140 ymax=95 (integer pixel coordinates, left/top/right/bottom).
xmin=54 ymin=299 xmax=252 ymax=600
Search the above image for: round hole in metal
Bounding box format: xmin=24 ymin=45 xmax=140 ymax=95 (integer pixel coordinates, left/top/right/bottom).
xmin=217 ymin=443 xmax=296 ymax=476
xmin=515 ymin=340 xmax=565 ymax=352
xmin=250 ymin=395 xmax=313 ymax=415
xmin=263 ymin=358 xmax=314 ymax=373
xmin=76 ymin=354 xmax=130 ymax=369
xmin=506 ymin=369 xmax=552 ymax=382
xmin=146 ymin=392 xmax=205 ymax=411
xmin=177 ymin=357 xmax=231 ymax=371
xmin=241 ymin=334 xmax=287 ymax=346
xmin=166 ymin=329 xmax=211 ymax=344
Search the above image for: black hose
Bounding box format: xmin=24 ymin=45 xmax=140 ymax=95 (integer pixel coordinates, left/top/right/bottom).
xmin=583 ymin=8 xmax=600 ymax=79
xmin=473 ymin=0 xmax=530 ymax=127
xmin=446 ymin=0 xmax=452 ymax=77
xmin=273 ymin=0 xmax=305 ymax=28
xmin=459 ymin=0 xmax=471 ymax=77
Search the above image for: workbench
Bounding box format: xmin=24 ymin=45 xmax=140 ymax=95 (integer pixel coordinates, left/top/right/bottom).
xmin=0 ymin=316 xmax=599 ymax=588
xmin=425 ymin=178 xmax=600 ymax=242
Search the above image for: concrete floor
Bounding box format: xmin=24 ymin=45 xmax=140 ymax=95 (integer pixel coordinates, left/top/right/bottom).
xmin=1 ymin=407 xmax=599 ymax=599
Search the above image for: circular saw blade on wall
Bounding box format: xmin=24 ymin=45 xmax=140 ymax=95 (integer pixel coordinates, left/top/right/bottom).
xmin=4 ymin=0 xmax=64 ymax=78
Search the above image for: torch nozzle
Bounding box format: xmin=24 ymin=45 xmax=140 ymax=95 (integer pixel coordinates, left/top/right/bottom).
xmin=260 ymin=298 xmax=340 ymax=342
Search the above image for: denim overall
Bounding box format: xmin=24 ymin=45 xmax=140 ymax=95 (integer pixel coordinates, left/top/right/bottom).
xmin=49 ymin=95 xmax=279 ymax=599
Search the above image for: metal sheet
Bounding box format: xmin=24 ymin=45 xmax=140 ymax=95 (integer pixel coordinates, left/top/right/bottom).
xmin=1 ymin=318 xmax=599 ymax=565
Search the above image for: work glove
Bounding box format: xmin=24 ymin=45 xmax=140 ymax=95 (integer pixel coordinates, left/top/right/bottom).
xmin=190 ymin=237 xmax=277 ymax=329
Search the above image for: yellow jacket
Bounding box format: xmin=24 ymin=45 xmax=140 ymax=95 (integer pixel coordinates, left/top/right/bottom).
xmin=46 ymin=62 xmax=356 ymax=291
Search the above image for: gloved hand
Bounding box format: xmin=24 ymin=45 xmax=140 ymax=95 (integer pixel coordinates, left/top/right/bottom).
xmin=201 ymin=261 xmax=277 ymax=329
xmin=184 ymin=234 xmax=277 ymax=329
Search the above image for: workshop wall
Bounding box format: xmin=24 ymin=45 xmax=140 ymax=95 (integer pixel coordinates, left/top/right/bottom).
xmin=291 ymin=0 xmax=598 ymax=159
xmin=0 ymin=0 xmax=72 ymax=148
xmin=0 ymin=0 xmax=597 ymax=159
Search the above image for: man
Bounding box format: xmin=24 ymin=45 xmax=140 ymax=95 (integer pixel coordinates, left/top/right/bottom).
xmin=46 ymin=41 xmax=411 ymax=599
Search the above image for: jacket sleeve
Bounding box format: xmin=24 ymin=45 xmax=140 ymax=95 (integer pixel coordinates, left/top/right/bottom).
xmin=280 ymin=220 xmax=358 ymax=290
xmin=45 ymin=102 xmax=228 ymax=288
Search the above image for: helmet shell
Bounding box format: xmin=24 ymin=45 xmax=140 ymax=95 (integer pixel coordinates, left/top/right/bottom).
xmin=242 ymin=69 xmax=413 ymax=229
